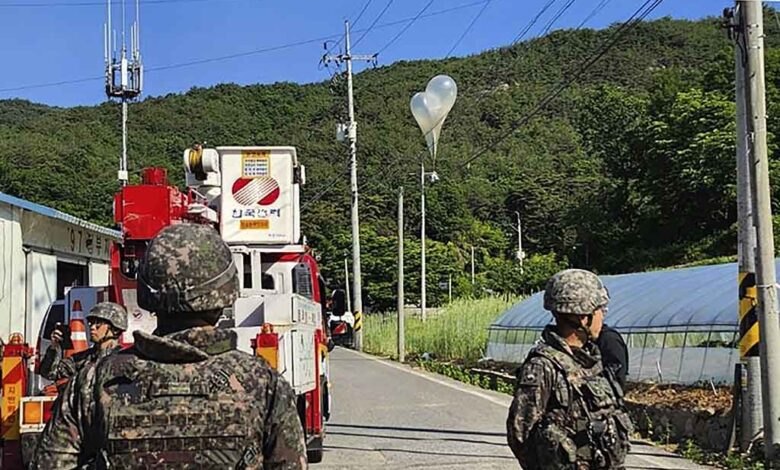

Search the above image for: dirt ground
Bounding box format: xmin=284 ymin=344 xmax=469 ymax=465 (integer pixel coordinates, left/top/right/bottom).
xmin=625 ymin=382 xmax=733 ymax=414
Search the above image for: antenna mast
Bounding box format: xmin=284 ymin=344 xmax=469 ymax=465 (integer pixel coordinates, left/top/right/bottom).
xmin=105 ymin=0 xmax=143 ymax=186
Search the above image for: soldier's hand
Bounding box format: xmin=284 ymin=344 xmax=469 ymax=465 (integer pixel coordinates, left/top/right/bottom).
xmin=51 ymin=325 xmax=63 ymax=345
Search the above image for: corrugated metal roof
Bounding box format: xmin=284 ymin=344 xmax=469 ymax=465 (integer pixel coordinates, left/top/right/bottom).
xmin=0 ymin=191 xmax=120 ymax=239
xmin=489 ymin=261 xmax=769 ymax=333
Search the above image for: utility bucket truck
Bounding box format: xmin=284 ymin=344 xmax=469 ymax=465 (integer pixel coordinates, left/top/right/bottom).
xmin=4 ymin=147 xmax=329 ymax=468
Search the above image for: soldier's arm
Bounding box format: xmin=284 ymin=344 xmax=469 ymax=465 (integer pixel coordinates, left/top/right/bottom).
xmin=262 ymin=372 xmax=308 ymax=469
xmin=39 ymin=345 xmax=78 ymax=381
xmin=506 ymin=357 xmax=555 ymax=467
xmin=39 ymin=344 xmax=64 ymax=380
xmin=30 ymin=369 xmax=84 ymax=468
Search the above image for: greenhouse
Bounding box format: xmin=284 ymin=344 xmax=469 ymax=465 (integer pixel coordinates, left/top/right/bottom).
xmin=485 ymin=260 xmax=768 ymax=384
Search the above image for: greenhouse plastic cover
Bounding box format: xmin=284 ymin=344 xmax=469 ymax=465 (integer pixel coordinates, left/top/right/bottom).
xmin=490 ymin=260 xmax=780 ymax=334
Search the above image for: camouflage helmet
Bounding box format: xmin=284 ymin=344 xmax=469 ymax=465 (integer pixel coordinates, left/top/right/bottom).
xmin=86 ymin=302 xmax=128 ymax=331
xmin=137 ymin=224 xmax=239 ymax=314
xmin=543 ymin=269 xmax=609 ymax=315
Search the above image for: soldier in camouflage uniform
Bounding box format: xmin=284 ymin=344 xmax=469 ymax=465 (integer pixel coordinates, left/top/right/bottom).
xmin=506 ymin=269 xmax=632 ymax=469
xmin=33 ymin=224 xmax=307 ymax=469
xmin=39 ymin=302 xmax=127 ymax=382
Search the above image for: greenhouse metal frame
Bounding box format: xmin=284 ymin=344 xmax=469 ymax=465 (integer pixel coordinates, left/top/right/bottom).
xmin=485 ymin=260 xmax=760 ymax=384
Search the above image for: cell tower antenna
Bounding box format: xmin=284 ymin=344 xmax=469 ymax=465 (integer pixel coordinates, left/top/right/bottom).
xmin=105 ymin=0 xmax=143 ymax=186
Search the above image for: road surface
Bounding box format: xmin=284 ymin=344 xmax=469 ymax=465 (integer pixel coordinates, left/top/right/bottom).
xmin=318 ymin=347 xmax=714 ymax=469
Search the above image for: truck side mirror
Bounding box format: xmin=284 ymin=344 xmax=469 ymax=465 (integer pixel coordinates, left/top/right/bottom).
xmin=332 ymin=289 xmax=346 ymax=316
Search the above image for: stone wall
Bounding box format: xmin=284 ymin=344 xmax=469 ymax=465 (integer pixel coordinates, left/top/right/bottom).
xmin=626 ymin=400 xmax=733 ymax=451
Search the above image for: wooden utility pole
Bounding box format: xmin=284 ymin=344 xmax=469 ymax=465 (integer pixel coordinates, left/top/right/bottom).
xmin=738 ymin=1 xmax=780 ymax=462
xmin=398 ymin=187 xmax=405 ymax=363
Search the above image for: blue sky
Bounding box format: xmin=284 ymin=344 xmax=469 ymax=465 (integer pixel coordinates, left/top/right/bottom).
xmin=0 ymin=0 xmax=732 ymax=107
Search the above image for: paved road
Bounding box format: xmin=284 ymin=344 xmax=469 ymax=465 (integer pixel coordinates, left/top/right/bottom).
xmin=318 ymin=347 xmax=714 ymax=469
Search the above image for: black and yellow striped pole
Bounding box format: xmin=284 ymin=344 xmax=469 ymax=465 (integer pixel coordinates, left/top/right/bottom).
xmin=353 ymin=311 xmax=363 ymax=345
xmin=739 ymin=272 xmax=759 ymax=358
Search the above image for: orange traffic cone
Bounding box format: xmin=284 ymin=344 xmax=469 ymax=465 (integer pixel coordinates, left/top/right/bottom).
xmin=64 ymin=301 xmax=89 ymax=358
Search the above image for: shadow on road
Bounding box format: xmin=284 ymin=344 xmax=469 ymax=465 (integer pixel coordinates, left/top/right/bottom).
xmin=324 ymin=444 xmax=516 ymax=460
xmin=328 ymin=429 xmax=508 ymax=447
xmin=329 ymin=423 xmax=506 ymax=437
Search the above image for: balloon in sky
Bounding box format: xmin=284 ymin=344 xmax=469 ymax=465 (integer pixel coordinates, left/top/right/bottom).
xmin=410 ymin=74 xmax=457 ymax=160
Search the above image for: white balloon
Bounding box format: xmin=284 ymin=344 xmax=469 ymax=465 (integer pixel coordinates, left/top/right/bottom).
xmin=410 ymin=91 xmax=441 ymax=136
xmin=426 ymin=75 xmax=457 ymax=119
xmin=410 ymin=75 xmax=457 ymax=159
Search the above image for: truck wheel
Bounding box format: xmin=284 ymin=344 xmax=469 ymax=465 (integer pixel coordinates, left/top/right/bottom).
xmin=307 ymin=437 xmax=324 ymax=463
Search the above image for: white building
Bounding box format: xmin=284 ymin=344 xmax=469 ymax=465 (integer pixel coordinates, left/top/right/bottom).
xmin=0 ymin=192 xmax=119 ymax=344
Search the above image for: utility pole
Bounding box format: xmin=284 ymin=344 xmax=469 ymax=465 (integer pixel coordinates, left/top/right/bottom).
xmin=324 ymin=21 xmax=376 ymax=350
xmin=515 ymin=211 xmax=524 ymax=268
xmin=448 ymin=274 xmax=452 ymax=304
xmin=344 ymin=257 xmax=352 ymax=315
xmin=398 ymin=187 xmax=405 ymax=363
xmin=471 ymin=246 xmax=476 ymax=285
xmin=731 ymin=4 xmax=762 ymax=451
xmin=421 ymin=155 xmax=427 ymax=321
xmin=738 ymin=1 xmax=780 ymax=463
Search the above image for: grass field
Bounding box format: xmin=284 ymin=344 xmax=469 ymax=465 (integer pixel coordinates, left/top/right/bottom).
xmin=363 ymin=297 xmax=517 ymax=363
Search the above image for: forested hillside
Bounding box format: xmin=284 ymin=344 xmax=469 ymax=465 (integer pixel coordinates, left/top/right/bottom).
xmin=2 ymin=13 xmax=779 ymax=310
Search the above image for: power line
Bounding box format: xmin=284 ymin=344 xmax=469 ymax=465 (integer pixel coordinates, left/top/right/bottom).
xmin=359 ymin=149 xmax=427 ymax=195
xmin=445 ymin=0 xmax=493 ymax=58
xmin=352 ymin=0 xmax=396 ymax=48
xmin=375 ymin=0 xmax=435 ymax=56
xmin=512 ymin=0 xmax=556 ymax=44
xmin=468 ymin=0 xmax=554 ymax=107
xmin=1 ymin=33 xmax=343 ymax=94
xmin=461 ymin=0 xmax=665 ymax=169
xmin=351 ymin=0 xmax=375 ymax=29
xmin=0 ymin=75 xmax=103 ymax=93
xmin=540 ymin=0 xmax=578 ymax=36
xmin=1 ymin=2 xmax=484 ymax=95
xmin=301 ymin=156 xmax=352 ymax=211
xmin=303 ymin=146 xmax=421 ymax=213
xmin=577 ymin=0 xmax=611 ymax=29
xmin=474 ymin=0 xmax=603 ymax=107
xmin=0 ymin=0 xmax=241 ymax=7
xmin=146 ymin=33 xmax=344 ymax=72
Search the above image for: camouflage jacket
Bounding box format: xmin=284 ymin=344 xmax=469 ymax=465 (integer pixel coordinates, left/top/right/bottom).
xmin=32 ymin=327 xmax=307 ymax=469
xmin=506 ymin=326 xmax=632 ymax=470
xmin=39 ymin=343 xmax=117 ymax=382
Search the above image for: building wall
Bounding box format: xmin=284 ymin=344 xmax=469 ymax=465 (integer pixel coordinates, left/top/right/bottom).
xmin=0 ymin=204 xmax=25 ymax=341
xmin=0 ymin=200 xmax=118 ymax=344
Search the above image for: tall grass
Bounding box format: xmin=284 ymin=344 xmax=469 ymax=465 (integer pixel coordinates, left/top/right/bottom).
xmin=363 ymin=297 xmax=516 ymax=363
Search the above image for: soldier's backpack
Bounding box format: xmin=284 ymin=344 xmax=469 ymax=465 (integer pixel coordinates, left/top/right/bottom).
xmin=525 ymin=343 xmax=633 ymax=469
xmin=88 ymin=340 xmax=274 ymax=469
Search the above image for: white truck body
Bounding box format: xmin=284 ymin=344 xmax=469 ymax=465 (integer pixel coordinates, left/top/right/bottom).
xmin=184 ymin=146 xmax=319 ymax=396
